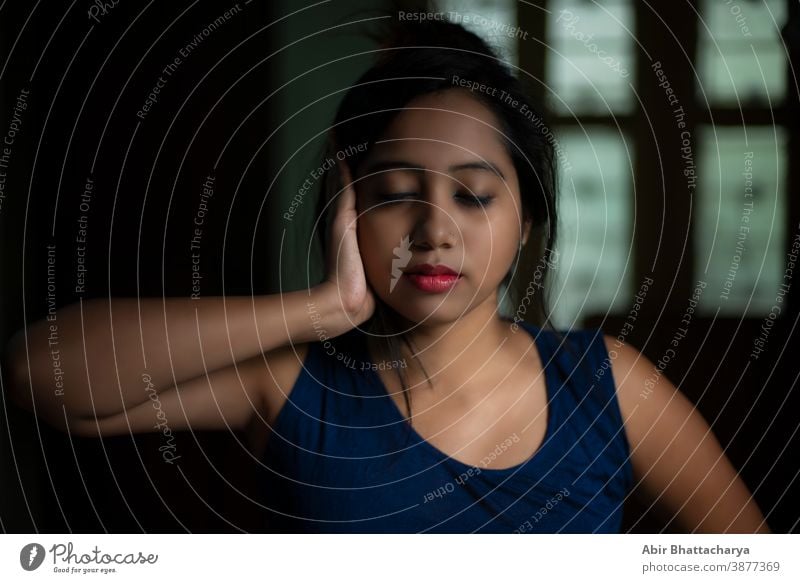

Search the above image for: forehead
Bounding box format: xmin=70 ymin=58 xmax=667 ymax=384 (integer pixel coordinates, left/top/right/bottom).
xmin=362 ymin=89 xmax=511 ymax=171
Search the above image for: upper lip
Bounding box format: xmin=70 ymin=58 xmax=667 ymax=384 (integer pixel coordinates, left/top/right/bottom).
xmin=405 ymin=263 xmax=461 ymax=276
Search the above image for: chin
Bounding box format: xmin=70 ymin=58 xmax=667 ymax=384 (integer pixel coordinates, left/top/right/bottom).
xmin=376 ymin=291 xmax=471 ymax=329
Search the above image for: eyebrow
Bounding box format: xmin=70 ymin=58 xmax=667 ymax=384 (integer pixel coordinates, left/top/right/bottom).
xmin=361 ymin=159 xmax=506 ymax=180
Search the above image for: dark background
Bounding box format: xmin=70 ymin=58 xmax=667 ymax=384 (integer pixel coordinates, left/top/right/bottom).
xmin=1 ymin=0 xmax=798 ymax=533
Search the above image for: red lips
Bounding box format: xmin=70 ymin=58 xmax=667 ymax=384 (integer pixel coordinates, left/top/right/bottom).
xmin=403 ymin=264 xmax=462 ymax=293
xmin=405 ymin=263 xmax=460 ymax=276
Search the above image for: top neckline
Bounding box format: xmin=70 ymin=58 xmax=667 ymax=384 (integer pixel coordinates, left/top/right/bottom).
xmin=357 ymin=319 xmax=559 ymax=476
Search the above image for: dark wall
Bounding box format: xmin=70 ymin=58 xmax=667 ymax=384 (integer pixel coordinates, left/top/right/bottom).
xmin=0 ymin=0 xmax=398 ymax=532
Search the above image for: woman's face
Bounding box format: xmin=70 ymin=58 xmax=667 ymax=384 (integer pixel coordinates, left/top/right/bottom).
xmin=353 ymin=88 xmax=531 ymax=327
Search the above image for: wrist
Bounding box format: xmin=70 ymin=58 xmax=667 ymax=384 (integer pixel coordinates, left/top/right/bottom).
xmin=307 ymin=282 xmax=354 ymax=340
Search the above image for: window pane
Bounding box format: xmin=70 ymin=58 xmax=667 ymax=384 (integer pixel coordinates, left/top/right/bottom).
xmin=550 ymin=127 xmax=634 ymax=327
xmin=697 ymin=0 xmax=787 ymax=106
xmin=695 ymin=126 xmax=786 ymax=314
xmin=546 ymin=0 xmax=635 ymax=115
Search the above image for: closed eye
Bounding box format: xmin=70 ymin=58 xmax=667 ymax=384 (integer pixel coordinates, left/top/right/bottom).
xmin=377 ymin=192 xmax=418 ymax=203
xmin=456 ymin=193 xmax=493 ymax=207
xmin=376 ymin=192 xmax=494 ymax=207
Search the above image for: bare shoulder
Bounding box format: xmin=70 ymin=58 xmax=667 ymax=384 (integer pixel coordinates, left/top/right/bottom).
xmin=600 ymin=335 xmax=659 ymax=415
xmin=601 ymin=334 xmax=770 ymax=532
xmin=600 ymin=334 xmax=694 ymax=448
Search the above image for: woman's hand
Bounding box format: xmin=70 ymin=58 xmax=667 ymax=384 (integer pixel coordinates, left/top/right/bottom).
xmin=320 ymin=160 xmax=376 ymax=329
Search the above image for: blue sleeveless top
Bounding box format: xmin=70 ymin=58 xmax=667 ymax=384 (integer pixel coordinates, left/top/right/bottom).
xmin=259 ymin=320 xmax=633 ymax=533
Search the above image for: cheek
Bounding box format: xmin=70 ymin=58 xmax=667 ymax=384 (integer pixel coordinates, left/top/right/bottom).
xmin=356 ymin=213 xmax=398 ymax=276
xmin=464 ymin=215 xmax=520 ymax=280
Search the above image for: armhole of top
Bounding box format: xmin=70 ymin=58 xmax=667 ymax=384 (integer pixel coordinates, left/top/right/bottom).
xmin=269 ymin=342 xmax=320 ymax=436
xmin=588 ymin=329 xmax=635 ymax=487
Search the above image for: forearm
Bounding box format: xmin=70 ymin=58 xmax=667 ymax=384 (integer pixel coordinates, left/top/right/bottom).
xmin=7 ymin=283 xmax=345 ymax=419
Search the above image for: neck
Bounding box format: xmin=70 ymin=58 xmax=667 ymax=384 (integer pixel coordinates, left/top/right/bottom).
xmin=367 ymin=292 xmax=514 ymax=393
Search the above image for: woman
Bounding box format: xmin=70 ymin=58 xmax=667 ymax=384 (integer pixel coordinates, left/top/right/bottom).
xmin=7 ymin=17 xmax=769 ymax=533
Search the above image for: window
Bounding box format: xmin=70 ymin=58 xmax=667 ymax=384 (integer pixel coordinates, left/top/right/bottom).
xmin=543 ymin=0 xmax=635 ymax=326
xmin=534 ymin=0 xmax=789 ymax=325
xmin=550 ymin=127 xmax=634 ymax=324
xmin=697 ymin=0 xmax=787 ymax=106
xmin=696 ymin=126 xmax=787 ymax=314
xmin=695 ymin=0 xmax=788 ymax=315
xmin=546 ymin=0 xmax=635 ymax=115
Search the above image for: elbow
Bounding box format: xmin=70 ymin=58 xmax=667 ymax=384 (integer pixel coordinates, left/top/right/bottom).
xmin=5 ymin=328 xmax=32 ymax=411
xmin=4 ymin=315 xmax=100 ymax=435
xmin=5 ymin=323 xmax=53 ymax=404
xmin=5 ymin=329 xmax=68 ymax=427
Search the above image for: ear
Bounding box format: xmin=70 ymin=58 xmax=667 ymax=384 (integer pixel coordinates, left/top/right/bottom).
xmin=521 ymin=217 xmax=532 ymax=246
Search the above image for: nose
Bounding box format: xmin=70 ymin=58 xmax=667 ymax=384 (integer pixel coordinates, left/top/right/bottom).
xmin=409 ymin=187 xmax=458 ymax=251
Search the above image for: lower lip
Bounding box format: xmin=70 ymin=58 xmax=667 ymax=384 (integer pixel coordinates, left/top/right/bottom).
xmin=404 ymin=273 xmax=462 ymax=293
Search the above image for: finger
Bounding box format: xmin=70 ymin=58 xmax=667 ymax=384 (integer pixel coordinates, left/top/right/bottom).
xmin=338 ymin=156 xmax=353 ymax=185
xmin=336 ymin=160 xmax=357 ymax=216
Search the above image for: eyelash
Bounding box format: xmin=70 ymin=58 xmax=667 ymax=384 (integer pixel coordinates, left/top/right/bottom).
xmin=378 ymin=192 xmax=493 ymax=208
